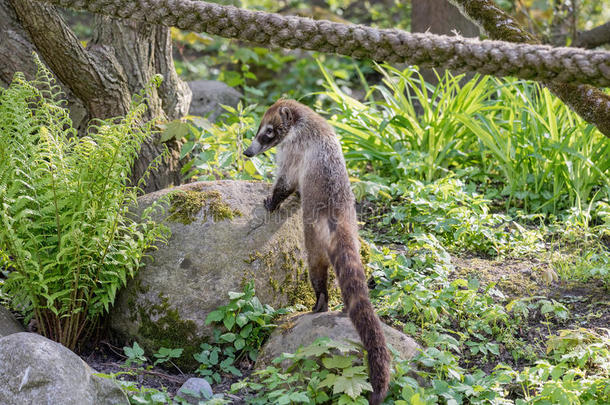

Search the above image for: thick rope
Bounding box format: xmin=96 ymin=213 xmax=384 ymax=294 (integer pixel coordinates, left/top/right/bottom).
xmin=40 ymin=0 xmax=610 ymax=87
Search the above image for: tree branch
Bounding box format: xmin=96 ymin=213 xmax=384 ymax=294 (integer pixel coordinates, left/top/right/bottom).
xmin=574 ymin=21 xmax=610 ymax=49
xmin=448 ymin=0 xmax=610 ymax=137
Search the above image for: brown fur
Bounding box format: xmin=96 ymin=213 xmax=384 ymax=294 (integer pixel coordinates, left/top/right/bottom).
xmin=244 ymin=99 xmax=391 ymax=404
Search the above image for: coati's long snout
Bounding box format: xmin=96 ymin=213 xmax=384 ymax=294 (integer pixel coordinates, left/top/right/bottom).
xmin=246 ymin=99 xmax=391 ymax=404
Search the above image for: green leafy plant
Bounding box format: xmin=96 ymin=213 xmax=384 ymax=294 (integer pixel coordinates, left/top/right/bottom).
xmin=233 ymin=337 xmax=372 ymax=405
xmin=355 ymin=178 xmax=544 ymax=259
xmin=0 ymin=59 xmax=169 ymax=350
xmin=322 ymin=63 xmax=609 ymax=222
xmin=195 ymin=281 xmax=291 ymax=384
xmin=461 ymin=80 xmax=610 ymax=217
xmin=194 ymin=342 xmax=241 ymax=384
xmin=507 ymin=296 xmax=570 ymax=324
xmin=124 ymin=342 xmax=147 ymax=367
xmin=323 ymin=63 xmax=497 ymax=182
xmin=115 ymin=379 xmax=174 ymax=405
xmin=370 ymin=243 xmax=520 ymax=369
xmin=368 ymin=241 xmax=609 ymax=404
xmin=171 ymin=103 xmax=275 ymax=182
xmin=98 ymin=343 xmax=229 ymax=404
xmin=205 ymin=281 xmax=290 ymax=361
xmin=153 ymin=347 xmax=184 ymax=369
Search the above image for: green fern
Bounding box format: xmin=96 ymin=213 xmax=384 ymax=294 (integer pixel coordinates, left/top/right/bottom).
xmin=0 ymin=56 xmax=169 ymax=350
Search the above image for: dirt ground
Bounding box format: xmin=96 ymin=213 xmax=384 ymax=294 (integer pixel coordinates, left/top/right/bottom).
xmin=452 ymin=255 xmax=609 ymax=372
xmin=452 ymin=255 xmax=609 ymax=330
xmin=81 ymin=341 xmax=251 ymax=401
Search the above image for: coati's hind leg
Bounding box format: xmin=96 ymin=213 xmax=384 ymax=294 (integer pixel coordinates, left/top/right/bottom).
xmin=310 ymin=260 xmax=329 ymax=313
xmin=304 ymin=223 xmax=330 ymax=312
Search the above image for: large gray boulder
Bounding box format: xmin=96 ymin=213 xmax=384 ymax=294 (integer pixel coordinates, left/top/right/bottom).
xmin=110 ymin=180 xmax=309 ymax=368
xmin=0 ymin=332 xmax=127 ymax=405
xmin=256 ymin=311 xmax=420 ymax=368
xmin=0 ymin=306 xmax=23 ymax=338
xmin=187 ymin=80 xmax=242 ymax=121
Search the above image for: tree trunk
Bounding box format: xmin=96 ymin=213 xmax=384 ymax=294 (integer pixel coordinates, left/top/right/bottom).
xmin=411 ymin=0 xmax=480 ymax=85
xmin=0 ymin=1 xmax=89 ymax=129
xmin=412 ymin=0 xmax=479 ymax=37
xmin=89 ymin=15 xmax=192 ymax=192
xmin=0 ymin=1 xmax=38 ymax=85
xmin=1 ymin=0 xmax=191 ymax=192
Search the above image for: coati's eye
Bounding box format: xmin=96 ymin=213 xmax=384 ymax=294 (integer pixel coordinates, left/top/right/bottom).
xmin=266 ymin=127 xmax=274 ymax=137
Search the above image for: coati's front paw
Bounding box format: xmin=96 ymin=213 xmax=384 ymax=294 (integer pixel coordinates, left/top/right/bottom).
xmin=264 ymin=196 xmax=276 ymax=212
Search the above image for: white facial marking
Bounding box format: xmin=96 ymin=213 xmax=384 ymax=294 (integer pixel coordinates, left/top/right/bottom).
xmin=258 ymin=124 xmax=274 ymax=138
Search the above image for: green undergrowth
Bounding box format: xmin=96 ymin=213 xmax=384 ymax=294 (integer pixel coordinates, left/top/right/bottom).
xmin=233 ymin=337 xmax=373 ymax=405
xmin=324 ymin=64 xmax=609 ymax=220
xmin=356 ymin=176 xmax=545 ymax=258
xmin=98 ymin=281 xmax=295 ymax=404
xmin=96 ymin=238 xmax=609 ymax=404
xmin=231 ymin=240 xmax=609 ymax=404
xmin=199 ymin=281 xmax=292 ymax=382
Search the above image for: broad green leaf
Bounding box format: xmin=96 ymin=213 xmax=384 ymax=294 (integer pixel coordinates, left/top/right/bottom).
xmin=322 ymin=355 xmax=353 ymax=369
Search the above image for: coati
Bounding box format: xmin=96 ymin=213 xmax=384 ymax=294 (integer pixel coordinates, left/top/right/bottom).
xmin=244 ymin=99 xmax=390 ymax=404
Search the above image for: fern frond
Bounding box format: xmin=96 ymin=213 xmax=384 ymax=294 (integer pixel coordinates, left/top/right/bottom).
xmin=0 ymin=55 xmax=168 ymax=350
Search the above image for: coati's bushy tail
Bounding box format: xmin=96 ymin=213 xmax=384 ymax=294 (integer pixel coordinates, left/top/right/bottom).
xmin=329 ymin=223 xmax=390 ymax=405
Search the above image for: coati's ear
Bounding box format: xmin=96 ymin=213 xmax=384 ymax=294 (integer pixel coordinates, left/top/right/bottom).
xmin=279 ymin=106 xmax=293 ymax=126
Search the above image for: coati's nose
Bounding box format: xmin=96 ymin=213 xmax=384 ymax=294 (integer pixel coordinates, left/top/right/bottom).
xmin=243 ymin=147 xmax=254 ymax=158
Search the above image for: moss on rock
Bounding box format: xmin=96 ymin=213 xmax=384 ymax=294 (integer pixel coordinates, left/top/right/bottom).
xmin=359 ymin=237 xmax=372 ymax=266
xmin=282 ymin=255 xmax=316 ymax=309
xmin=250 ymin=237 xmax=375 ymax=311
xmin=168 ymin=188 xmax=242 ymax=225
xmin=135 ymin=293 xmax=207 ymax=370
xmin=247 ymin=246 xmax=316 ymax=309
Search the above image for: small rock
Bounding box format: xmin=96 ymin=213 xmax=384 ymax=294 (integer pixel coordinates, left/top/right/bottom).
xmin=0 ymin=306 xmax=23 ymax=338
xmin=257 ymin=311 xmax=420 ymax=368
xmin=176 ymin=378 xmax=213 ymax=404
xmin=187 ymin=80 xmax=242 ymax=121
xmin=0 ymin=332 xmax=127 ymax=405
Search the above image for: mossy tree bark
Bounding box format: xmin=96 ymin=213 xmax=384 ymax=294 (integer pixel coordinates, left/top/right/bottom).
xmin=573 ymin=22 xmax=610 ymax=49
xmin=1 ymin=0 xmax=192 ymax=192
xmin=448 ymin=0 xmax=610 ymax=138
